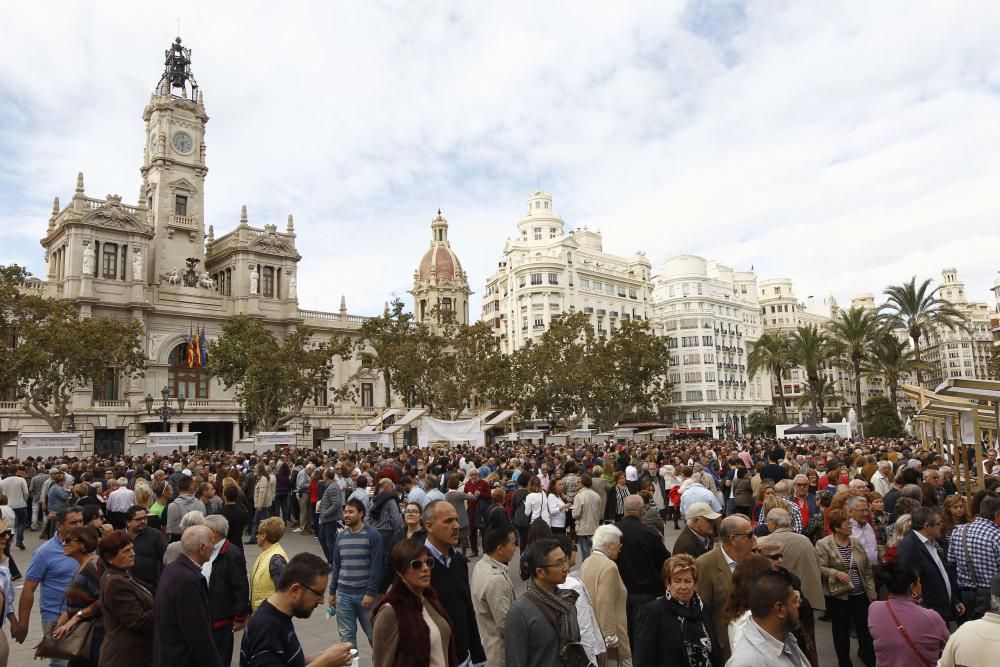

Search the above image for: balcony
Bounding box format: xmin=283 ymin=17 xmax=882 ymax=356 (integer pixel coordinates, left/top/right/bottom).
xmin=597 ymin=309 xmax=606 ymax=316
xmin=91 ymin=400 xmax=128 ymax=409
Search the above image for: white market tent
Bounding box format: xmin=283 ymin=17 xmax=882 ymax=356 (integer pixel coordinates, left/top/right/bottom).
xmin=4 ymin=433 xmax=83 ymax=459
xmin=130 ymin=431 xmax=199 ymax=455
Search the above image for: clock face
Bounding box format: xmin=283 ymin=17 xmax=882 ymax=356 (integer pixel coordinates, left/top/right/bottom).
xmin=171 ymin=132 xmax=193 ymax=154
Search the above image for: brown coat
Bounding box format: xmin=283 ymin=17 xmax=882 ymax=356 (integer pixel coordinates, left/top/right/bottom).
xmin=815 ymin=535 xmax=877 ymax=601
xmin=758 ymin=527 xmax=825 ymax=611
xmin=579 ymin=549 xmax=631 ymax=659
xmin=695 ymin=546 xmax=735 ymax=662
xmin=99 ymin=566 xmax=155 ymax=667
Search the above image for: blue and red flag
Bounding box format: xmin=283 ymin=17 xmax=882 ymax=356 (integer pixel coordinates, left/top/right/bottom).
xmin=199 ymin=324 xmax=208 ymax=367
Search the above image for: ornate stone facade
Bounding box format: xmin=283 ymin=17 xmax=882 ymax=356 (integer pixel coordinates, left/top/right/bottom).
xmin=411 ymin=210 xmax=471 ymax=331
xmin=0 ymin=38 xmax=396 ymax=454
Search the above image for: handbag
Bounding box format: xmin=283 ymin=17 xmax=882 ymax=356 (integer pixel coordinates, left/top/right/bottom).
xmin=35 ymin=617 xmax=96 ymax=660
xmin=885 ymin=600 xmax=935 ymax=667
xmin=827 ymin=542 xmax=856 ymax=597
xmin=524 ymin=592 xmax=595 ymax=667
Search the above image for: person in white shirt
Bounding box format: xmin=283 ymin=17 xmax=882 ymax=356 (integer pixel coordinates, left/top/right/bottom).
xmin=524 ymin=476 xmax=550 ymax=526
xmin=870 ymin=461 xmax=893 ymax=497
xmin=0 ymin=471 xmax=29 ymax=549
xmin=556 ymin=535 xmax=606 ymax=666
xmin=106 ymin=477 xmax=137 ymax=530
xmin=547 ymin=479 xmax=571 ymax=534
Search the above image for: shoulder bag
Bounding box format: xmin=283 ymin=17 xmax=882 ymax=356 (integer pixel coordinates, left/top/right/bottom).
xmin=827 ymin=541 xmax=855 ymax=597
xmin=885 ymin=600 xmax=934 ymax=667
xmin=961 ymin=525 xmax=991 ymax=617
xmin=524 ymin=592 xmax=595 ymax=667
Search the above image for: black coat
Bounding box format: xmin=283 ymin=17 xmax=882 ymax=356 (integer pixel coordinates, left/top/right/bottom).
xmin=614 ymin=516 xmax=670 ymax=596
xmin=635 ymin=596 xmax=723 ymax=667
xmin=207 ymin=540 xmax=251 ymax=626
xmin=895 ymin=531 xmax=960 ymax=620
xmin=153 ymin=554 xmax=223 ymax=667
xmin=672 ymin=526 xmax=712 ymax=559
xmin=429 ymin=547 xmax=486 ymax=664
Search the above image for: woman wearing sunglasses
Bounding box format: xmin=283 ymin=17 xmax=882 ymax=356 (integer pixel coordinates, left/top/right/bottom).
xmin=0 ymin=520 xmax=17 ymax=666
xmin=372 ymin=539 xmax=458 ymax=667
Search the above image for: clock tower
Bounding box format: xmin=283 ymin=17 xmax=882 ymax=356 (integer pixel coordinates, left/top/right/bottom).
xmin=140 ymin=37 xmax=210 ymax=284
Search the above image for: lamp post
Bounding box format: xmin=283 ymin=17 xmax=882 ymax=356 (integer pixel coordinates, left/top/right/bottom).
xmin=301 ymin=415 xmax=312 ymax=438
xmin=238 ymin=410 xmax=254 ymax=440
xmin=145 ymin=386 xmax=185 ymax=430
xmin=65 ymin=413 xmax=76 ymax=433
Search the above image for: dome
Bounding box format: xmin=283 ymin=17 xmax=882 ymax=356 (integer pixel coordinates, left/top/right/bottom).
xmin=418 ymin=244 xmax=464 ymax=282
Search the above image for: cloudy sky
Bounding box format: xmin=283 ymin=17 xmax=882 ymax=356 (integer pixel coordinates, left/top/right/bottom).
xmin=2 ymin=1 xmax=999 ymax=317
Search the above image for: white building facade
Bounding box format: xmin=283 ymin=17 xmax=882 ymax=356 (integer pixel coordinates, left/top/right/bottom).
xmin=482 ymin=190 xmax=652 ymax=353
xmin=651 ymin=255 xmax=772 ymax=437
xmin=922 ymin=268 xmax=996 ymax=386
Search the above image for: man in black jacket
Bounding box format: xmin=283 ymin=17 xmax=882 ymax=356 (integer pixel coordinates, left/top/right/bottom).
xmin=153 ymin=525 xmax=224 ymax=667
xmin=203 ymin=514 xmax=251 ymax=665
xmin=672 ymin=502 xmax=720 ymax=559
xmin=424 ymin=499 xmax=487 ymax=666
xmin=125 ymin=504 xmax=166 ymax=592
xmin=615 ymin=494 xmax=670 ymax=650
xmin=896 ymin=506 xmax=964 ymax=622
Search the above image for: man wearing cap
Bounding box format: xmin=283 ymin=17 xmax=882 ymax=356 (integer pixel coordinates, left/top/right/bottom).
xmin=672 ymin=502 xmax=719 ymax=558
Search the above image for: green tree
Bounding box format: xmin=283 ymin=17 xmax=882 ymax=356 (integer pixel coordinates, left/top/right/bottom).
xmin=866 ymin=334 xmax=927 ymax=414
xmin=863 ymin=395 xmax=906 ymax=437
xmin=879 ymin=277 xmax=968 ymax=386
xmin=796 ymin=376 xmax=843 ymax=421
xmin=747 ymin=332 xmax=792 ymax=422
xmin=788 ymin=324 xmax=835 ymax=419
xmin=826 ymin=306 xmax=879 ymax=421
xmin=747 ymin=410 xmax=777 ymax=437
xmin=4 ymin=273 xmax=146 ymax=431
xmin=522 ymin=313 xmax=597 ymax=427
xmin=207 ymin=315 xmax=350 ymax=431
xmin=357 ymin=298 xmax=438 ymax=409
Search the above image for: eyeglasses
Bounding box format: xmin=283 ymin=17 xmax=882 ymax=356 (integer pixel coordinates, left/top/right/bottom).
xmin=765 ymin=553 xmax=784 ymax=561
xmin=300 ymin=583 xmax=326 ymax=598
xmin=409 ymin=557 xmax=435 ymax=570
xmin=541 ymin=558 xmax=569 ymax=569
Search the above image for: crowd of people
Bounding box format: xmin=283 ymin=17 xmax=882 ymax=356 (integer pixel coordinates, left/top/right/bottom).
xmin=0 ymin=433 xmax=999 ymax=666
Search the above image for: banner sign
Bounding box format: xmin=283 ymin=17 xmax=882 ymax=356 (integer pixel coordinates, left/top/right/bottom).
xmin=254 ymin=432 xmax=299 ymax=448
xmin=148 ymin=432 xmax=199 ymax=449
xmin=418 ymin=417 xmax=485 ymax=448
xmin=18 ymin=433 xmax=82 ymax=449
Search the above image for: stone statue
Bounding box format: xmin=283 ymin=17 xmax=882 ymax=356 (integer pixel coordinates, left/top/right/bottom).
xmin=198 ymin=271 xmax=215 ymax=289
xmin=288 ymin=273 xmax=297 ymax=299
xmin=132 ymin=249 xmax=143 ymax=281
xmin=250 ymin=266 xmax=259 ymax=294
xmin=164 ymin=267 xmax=180 ymax=285
xmin=82 ymin=243 xmax=95 ymax=275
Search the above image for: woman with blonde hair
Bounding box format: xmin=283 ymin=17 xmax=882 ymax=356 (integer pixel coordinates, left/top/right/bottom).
xmin=635 ymin=554 xmax=722 ymax=667
xmin=249 ymin=516 xmax=288 ymax=611
xmin=133 ymin=480 xmax=153 ymax=510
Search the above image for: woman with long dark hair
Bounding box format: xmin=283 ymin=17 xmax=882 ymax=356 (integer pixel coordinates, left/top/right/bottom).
xmin=372 ymin=539 xmax=458 ymax=667
xmin=868 ymin=562 xmax=948 ymax=667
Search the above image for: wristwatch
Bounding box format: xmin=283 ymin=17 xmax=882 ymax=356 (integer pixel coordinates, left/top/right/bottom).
xmin=75 ymin=611 xmax=84 ymax=619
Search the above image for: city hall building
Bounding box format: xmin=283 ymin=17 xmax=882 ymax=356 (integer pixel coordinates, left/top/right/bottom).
xmin=0 ymin=39 xmax=401 ymax=454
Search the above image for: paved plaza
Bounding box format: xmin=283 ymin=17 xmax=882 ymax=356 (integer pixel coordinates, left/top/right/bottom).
xmin=7 ymin=521 xmax=863 ymax=667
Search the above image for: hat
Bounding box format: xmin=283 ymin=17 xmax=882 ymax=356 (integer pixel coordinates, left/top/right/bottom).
xmin=685 ymin=502 xmax=722 ymax=521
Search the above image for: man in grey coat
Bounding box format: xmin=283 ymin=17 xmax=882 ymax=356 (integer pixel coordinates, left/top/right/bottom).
xmin=318 ymin=468 xmax=344 ymax=565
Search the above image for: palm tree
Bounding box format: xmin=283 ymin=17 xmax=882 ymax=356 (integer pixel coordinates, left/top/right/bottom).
xmin=788 ymin=323 xmax=835 ymax=419
xmin=879 ymin=277 xmax=968 ymax=386
xmin=796 ymin=376 xmax=843 ymax=421
xmin=747 ymin=332 xmax=792 ymax=422
xmin=867 ymin=333 xmax=928 ymax=414
xmin=826 ymin=306 xmax=879 ymax=421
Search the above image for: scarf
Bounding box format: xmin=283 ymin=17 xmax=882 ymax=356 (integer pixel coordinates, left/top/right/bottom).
xmin=371 ymin=582 xmax=458 ymax=667
xmin=662 ymin=590 xmax=713 ymax=667
xmin=526 ymin=581 xmax=581 ymax=653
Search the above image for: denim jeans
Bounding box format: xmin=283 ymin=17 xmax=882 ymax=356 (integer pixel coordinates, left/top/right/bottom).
xmin=335 ymin=589 xmax=373 ymax=649
xmin=13 ymin=506 xmax=28 ymax=545
xmin=250 ymin=507 xmax=271 ymax=540
xmin=319 ymin=522 xmax=338 ymax=564
xmin=578 ymin=535 xmax=593 ymax=563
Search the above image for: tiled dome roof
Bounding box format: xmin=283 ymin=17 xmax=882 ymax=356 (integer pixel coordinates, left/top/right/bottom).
xmin=418 ymin=245 xmax=464 ymax=282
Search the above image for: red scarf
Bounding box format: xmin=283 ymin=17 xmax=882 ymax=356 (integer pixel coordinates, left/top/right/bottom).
xmin=372 ymin=581 xmax=458 ymax=667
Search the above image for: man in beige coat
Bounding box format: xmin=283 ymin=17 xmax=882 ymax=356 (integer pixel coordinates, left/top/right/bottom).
xmin=580 ymin=524 xmax=632 ymax=666
xmin=758 ymin=508 xmax=825 ymax=612
xmin=572 ymin=473 xmax=602 ymax=562
xmin=470 ymin=525 xmax=517 ymax=667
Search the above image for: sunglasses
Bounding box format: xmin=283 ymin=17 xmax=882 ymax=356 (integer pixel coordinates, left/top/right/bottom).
xmin=408 ymin=557 xmax=435 ymax=571
xmin=765 ymin=553 xmax=783 ymax=561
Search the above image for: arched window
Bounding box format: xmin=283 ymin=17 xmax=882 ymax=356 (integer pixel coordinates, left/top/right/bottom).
xmin=168 ymin=342 xmax=209 ymax=398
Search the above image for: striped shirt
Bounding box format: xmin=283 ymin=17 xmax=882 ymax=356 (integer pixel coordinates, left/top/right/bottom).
xmin=836 ymin=543 xmax=865 ymax=595
xmin=329 ymin=524 xmax=384 ymax=596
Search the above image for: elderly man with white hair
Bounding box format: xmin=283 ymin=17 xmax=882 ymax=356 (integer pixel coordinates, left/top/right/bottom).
xmin=871 ymin=460 xmax=893 ymax=496
xmin=154 ymin=525 xmax=224 ymax=666
xmin=755 ymin=479 xmax=804 ymax=533
xmin=580 ymin=524 xmax=631 ymax=666
xmin=201 ymin=514 xmax=250 ymax=665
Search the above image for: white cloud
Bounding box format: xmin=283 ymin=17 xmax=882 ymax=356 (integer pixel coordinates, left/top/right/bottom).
xmin=1 ymin=1 xmax=998 ymax=316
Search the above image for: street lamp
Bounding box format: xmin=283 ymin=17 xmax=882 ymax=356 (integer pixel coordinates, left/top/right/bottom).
xmin=301 ymin=416 xmax=312 ymax=436
xmin=65 ymin=413 xmax=76 ymax=433
xmin=145 ymin=386 xmax=185 ymax=430
xmin=238 ymin=410 xmax=255 ymax=439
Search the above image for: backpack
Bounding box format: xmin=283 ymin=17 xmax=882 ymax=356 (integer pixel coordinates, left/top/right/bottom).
xmin=512 ymin=489 xmax=530 ymax=527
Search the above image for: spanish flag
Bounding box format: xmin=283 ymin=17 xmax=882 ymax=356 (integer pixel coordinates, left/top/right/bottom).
xmin=192 ymin=325 xmax=201 ymax=369
xmin=186 ymin=324 xmax=194 ymax=368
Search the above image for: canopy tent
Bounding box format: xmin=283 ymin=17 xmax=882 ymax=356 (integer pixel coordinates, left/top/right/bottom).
xmin=781 ymin=418 xmax=837 ymax=438
xmin=4 ymin=433 xmax=83 ymax=458
xmin=519 ymin=429 xmax=545 ymax=443
xmin=418 ymin=416 xmax=485 ymax=448
xmin=346 ymin=431 xmax=392 ymax=449
xmin=381 ymin=408 xmax=428 ymax=435
xmin=545 ymin=433 xmax=569 ymax=445
xmin=480 ymin=410 xmax=516 ymax=431
xmin=254 ymin=431 xmax=300 ymax=448
xmin=570 ymin=429 xmax=595 ymax=442
xmin=129 ymin=431 xmax=199 ymax=455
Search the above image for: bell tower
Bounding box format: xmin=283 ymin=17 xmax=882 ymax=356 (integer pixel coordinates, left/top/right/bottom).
xmin=140 ymin=37 xmax=210 ymax=284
